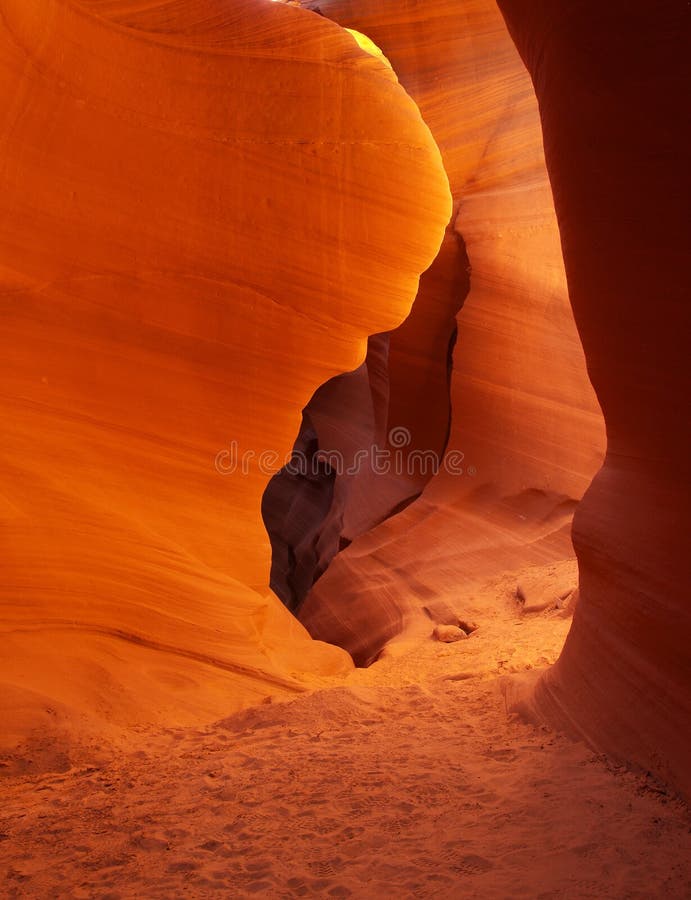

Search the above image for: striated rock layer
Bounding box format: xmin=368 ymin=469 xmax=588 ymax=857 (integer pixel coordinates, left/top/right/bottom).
xmin=297 ymin=0 xmax=605 ymax=663
xmin=0 ymin=0 xmax=450 ymax=742
xmin=262 ymin=23 xmax=469 ymax=613
xmin=498 ymin=0 xmax=691 ymax=798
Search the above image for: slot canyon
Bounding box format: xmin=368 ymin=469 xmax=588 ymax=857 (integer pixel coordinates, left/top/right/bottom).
xmin=1 ymin=0 xmax=689 ymax=897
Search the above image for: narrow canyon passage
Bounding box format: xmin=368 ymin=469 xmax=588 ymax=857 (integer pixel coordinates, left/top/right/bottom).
xmin=260 ymin=22 xmax=471 ymax=619
xmin=1 ymin=1 xmax=689 ymax=897
xmin=290 ymin=0 xmax=605 ymax=672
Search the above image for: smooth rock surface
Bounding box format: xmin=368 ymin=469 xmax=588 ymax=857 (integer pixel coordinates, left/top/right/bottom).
xmin=433 ymin=625 xmax=468 ymax=644
xmin=298 ymin=0 xmax=605 ymax=664
xmin=498 ymin=0 xmax=691 ymax=799
xmin=0 ymin=0 xmax=450 ymax=739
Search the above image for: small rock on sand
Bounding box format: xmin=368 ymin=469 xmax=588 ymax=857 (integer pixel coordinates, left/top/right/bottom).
xmin=433 ymin=624 xmax=468 ymax=643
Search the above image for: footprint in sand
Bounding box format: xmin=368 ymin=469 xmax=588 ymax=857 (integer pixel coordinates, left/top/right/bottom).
xmin=245 ymin=879 xmax=274 ymax=893
xmin=132 ymin=833 xmax=169 ymax=851
xmin=308 ymin=859 xmax=339 ymax=878
xmin=166 ymin=860 xmax=198 ymax=873
xmin=286 ymin=875 xmax=310 ymax=895
xmin=199 ymin=839 xmax=223 ymax=852
xmin=339 ymin=825 xmax=365 ymax=840
xmin=451 ymin=854 xmax=494 ymax=876
xmin=485 ymin=747 xmax=519 ymax=762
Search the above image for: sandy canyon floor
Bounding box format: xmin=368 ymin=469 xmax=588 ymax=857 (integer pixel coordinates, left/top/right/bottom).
xmin=2 ymin=560 xmax=690 ymax=899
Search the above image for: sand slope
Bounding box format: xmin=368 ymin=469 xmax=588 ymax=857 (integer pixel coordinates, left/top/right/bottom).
xmin=2 ymin=561 xmax=689 ymax=898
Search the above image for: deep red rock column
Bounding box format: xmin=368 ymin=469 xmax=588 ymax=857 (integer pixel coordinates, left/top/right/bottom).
xmin=498 ymin=0 xmax=691 ymax=796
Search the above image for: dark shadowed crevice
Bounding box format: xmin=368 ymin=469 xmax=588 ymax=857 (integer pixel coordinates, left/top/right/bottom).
xmin=262 ymin=227 xmax=470 ymax=616
xmin=262 ymin=332 xmax=389 ymax=614
xmin=261 ymin=414 xmax=337 ymax=612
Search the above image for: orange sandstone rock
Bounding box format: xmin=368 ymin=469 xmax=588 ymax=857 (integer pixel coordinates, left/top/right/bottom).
xmin=498 ymin=0 xmax=691 ymax=799
xmin=298 ymin=0 xmax=605 ymax=661
xmin=0 ymin=0 xmax=450 ymax=740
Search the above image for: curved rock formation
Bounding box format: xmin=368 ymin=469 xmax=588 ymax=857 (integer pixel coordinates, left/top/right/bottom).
xmin=262 ymin=19 xmax=470 ymax=613
xmin=498 ymin=0 xmax=691 ymax=798
xmin=0 ymin=0 xmax=450 ymax=740
xmin=263 ymin=332 xmax=395 ymax=613
xmin=297 ymin=0 xmax=605 ymax=662
xmin=263 ymin=228 xmax=468 ymax=614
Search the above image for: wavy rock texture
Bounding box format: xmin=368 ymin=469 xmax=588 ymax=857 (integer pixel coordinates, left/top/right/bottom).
xmin=263 ymin=230 xmax=468 ymax=613
xmin=262 ymin=26 xmax=469 ymax=614
xmin=298 ymin=0 xmax=606 ymax=663
xmin=498 ymin=0 xmax=691 ymax=799
xmin=0 ymin=0 xmax=450 ymax=741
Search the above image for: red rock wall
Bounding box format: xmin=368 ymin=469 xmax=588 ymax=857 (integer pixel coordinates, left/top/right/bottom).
xmin=498 ymin=0 xmax=691 ymax=798
xmin=0 ymin=0 xmax=450 ymax=739
xmin=298 ymin=0 xmax=605 ymax=662
xmin=261 ymin=20 xmax=470 ymax=614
